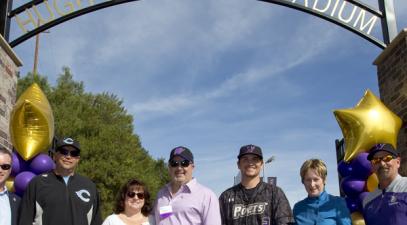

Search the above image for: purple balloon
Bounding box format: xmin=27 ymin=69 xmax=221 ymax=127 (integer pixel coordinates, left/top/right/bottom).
xmin=345 ymin=197 xmax=360 ymax=213
xmin=350 ymin=152 xmax=372 ymax=179
xmin=338 ymin=160 xmax=353 ymax=178
xmin=29 ymin=153 xmax=55 ymax=175
xmin=341 ymin=176 xmax=366 ymax=198
xmin=11 ymin=151 xmax=28 ymax=177
xmin=14 ymin=171 xmax=36 ymax=196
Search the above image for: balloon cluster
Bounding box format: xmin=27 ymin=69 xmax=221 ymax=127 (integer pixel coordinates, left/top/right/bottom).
xmin=338 ymin=153 xmax=377 ymax=224
xmin=334 ymin=90 xmax=402 ymax=225
xmin=8 ymin=152 xmax=55 ymax=196
xmin=7 ymin=83 xmax=55 ymax=196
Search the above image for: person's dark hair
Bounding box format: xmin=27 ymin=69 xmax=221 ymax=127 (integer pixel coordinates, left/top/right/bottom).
xmin=0 ymin=147 xmax=12 ymax=164
xmin=114 ymin=178 xmax=152 ymax=216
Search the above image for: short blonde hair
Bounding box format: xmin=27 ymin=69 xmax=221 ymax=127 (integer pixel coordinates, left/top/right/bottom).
xmin=300 ymin=159 xmax=327 ymax=183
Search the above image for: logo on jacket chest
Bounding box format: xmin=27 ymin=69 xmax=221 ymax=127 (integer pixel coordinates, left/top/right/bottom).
xmin=233 ymin=202 xmax=267 ymax=219
xmin=76 ymin=189 xmax=91 ymax=202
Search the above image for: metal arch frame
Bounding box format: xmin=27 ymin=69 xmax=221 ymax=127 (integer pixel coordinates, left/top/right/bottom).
xmin=259 ymin=0 xmax=398 ymax=49
xmin=7 ymin=0 xmax=141 ymax=47
xmin=1 ymin=0 xmax=399 ymax=48
xmin=0 ymin=0 xmax=13 ymax=40
xmin=378 ymin=0 xmax=397 ymax=44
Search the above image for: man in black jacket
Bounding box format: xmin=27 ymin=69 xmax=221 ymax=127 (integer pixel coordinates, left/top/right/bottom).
xmin=19 ymin=137 xmax=102 ymax=225
xmin=219 ymin=144 xmax=295 ymax=225
xmin=0 ymin=147 xmax=20 ymax=225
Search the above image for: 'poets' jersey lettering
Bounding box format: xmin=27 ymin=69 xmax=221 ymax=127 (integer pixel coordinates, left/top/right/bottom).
xmin=233 ymin=202 xmax=267 ymax=219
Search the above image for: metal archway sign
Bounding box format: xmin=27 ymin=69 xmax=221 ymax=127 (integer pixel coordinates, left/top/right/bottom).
xmin=0 ymin=0 xmax=398 ymax=48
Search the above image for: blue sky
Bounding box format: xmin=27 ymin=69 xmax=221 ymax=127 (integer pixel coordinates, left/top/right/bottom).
xmin=10 ymin=0 xmax=407 ymax=207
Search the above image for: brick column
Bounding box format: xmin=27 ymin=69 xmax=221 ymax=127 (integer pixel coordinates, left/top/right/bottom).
xmin=374 ymin=28 xmax=407 ymax=176
xmin=0 ymin=35 xmax=22 ymax=151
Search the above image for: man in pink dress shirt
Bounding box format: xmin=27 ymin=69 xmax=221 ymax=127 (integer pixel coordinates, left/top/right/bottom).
xmin=153 ymin=146 xmax=221 ymax=225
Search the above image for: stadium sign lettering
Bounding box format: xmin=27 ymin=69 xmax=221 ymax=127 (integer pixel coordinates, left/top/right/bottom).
xmin=14 ymin=0 xmax=109 ymax=33
xmin=288 ymin=0 xmax=378 ymax=34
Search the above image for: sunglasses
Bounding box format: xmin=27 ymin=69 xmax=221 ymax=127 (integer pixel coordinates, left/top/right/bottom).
xmin=371 ymin=155 xmax=395 ymax=165
xmin=127 ymin=191 xmax=145 ymax=199
xmin=58 ymin=149 xmax=80 ymax=157
xmin=169 ymin=159 xmax=191 ymax=168
xmin=0 ymin=164 xmax=11 ymax=170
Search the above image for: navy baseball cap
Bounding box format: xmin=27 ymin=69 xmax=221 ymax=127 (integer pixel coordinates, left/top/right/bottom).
xmin=238 ymin=144 xmax=263 ymax=159
xmin=367 ymin=143 xmax=399 ymax=160
xmin=169 ymin=146 xmax=194 ymax=163
xmin=55 ymin=137 xmax=81 ymax=152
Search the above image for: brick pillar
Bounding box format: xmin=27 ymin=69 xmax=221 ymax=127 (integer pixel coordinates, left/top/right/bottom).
xmin=0 ymin=35 xmax=22 ymax=151
xmin=374 ymin=28 xmax=407 ymax=176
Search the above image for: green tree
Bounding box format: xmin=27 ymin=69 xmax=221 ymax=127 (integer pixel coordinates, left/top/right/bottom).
xmin=17 ymin=67 xmax=169 ymax=218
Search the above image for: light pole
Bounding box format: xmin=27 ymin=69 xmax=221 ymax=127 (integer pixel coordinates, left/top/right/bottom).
xmin=32 ymin=19 xmax=50 ymax=78
xmin=263 ymin=156 xmax=275 ymax=182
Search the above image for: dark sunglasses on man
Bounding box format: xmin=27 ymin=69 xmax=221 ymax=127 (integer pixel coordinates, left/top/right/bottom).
xmin=371 ymin=154 xmax=395 ymax=165
xmin=57 ymin=148 xmax=80 ymax=157
xmin=127 ymin=191 xmax=145 ymax=199
xmin=0 ymin=164 xmax=11 ymax=170
xmin=169 ymin=159 xmax=191 ymax=168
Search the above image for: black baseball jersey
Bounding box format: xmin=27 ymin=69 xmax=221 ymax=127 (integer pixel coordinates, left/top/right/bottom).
xmin=18 ymin=172 xmax=102 ymax=225
xmin=219 ymin=182 xmax=295 ymax=225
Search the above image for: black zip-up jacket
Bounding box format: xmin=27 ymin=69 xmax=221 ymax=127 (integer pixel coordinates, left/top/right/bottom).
xmin=219 ymin=182 xmax=295 ymax=225
xmin=18 ymin=172 xmax=102 ymax=225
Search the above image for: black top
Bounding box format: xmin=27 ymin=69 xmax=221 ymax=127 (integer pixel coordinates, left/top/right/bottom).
xmin=219 ymin=181 xmax=295 ymax=225
xmin=8 ymin=192 xmax=21 ymax=225
xmin=18 ymin=172 xmax=102 ymax=225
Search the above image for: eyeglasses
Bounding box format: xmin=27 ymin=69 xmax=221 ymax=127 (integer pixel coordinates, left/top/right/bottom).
xmin=57 ymin=149 xmax=80 ymax=157
xmin=0 ymin=164 xmax=11 ymax=170
xmin=127 ymin=191 xmax=145 ymax=199
xmin=169 ymin=159 xmax=191 ymax=168
xmin=371 ymin=155 xmax=395 ymax=165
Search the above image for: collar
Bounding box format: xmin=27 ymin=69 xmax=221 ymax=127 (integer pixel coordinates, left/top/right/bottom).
xmin=167 ymin=178 xmax=197 ymax=194
xmin=239 ymin=180 xmax=263 ymax=190
xmin=384 ymin=174 xmax=402 ymax=191
xmin=306 ymin=190 xmax=328 ymax=202
xmin=185 ymin=178 xmax=197 ymax=192
xmin=53 ymin=169 xmax=75 ymax=177
xmin=0 ymin=186 xmax=8 ymax=196
xmin=52 ymin=170 xmax=76 ymax=178
xmin=239 ymin=178 xmax=262 ymax=190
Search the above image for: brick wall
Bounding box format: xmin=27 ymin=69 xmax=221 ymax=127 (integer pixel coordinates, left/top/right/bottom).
xmin=0 ymin=35 xmax=22 ymax=151
xmin=374 ymin=28 xmax=407 ymax=176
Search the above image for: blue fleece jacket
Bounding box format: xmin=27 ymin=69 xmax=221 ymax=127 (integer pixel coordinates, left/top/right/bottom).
xmin=293 ymin=191 xmax=351 ymax=225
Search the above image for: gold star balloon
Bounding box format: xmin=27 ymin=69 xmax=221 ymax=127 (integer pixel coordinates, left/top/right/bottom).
xmin=334 ymin=90 xmax=402 ymax=162
xmin=9 ymin=83 xmax=54 ymax=160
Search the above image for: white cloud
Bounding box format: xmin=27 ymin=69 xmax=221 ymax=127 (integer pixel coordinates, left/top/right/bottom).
xmin=130 ymin=94 xmax=195 ymax=114
xmin=129 ymin=17 xmax=339 ymax=116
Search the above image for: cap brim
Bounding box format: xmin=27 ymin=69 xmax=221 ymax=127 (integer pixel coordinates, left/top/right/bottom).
xmin=56 ymin=144 xmax=80 ymax=152
xmin=169 ymin=155 xmax=193 ymax=162
xmin=238 ymin=153 xmax=263 ymax=159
